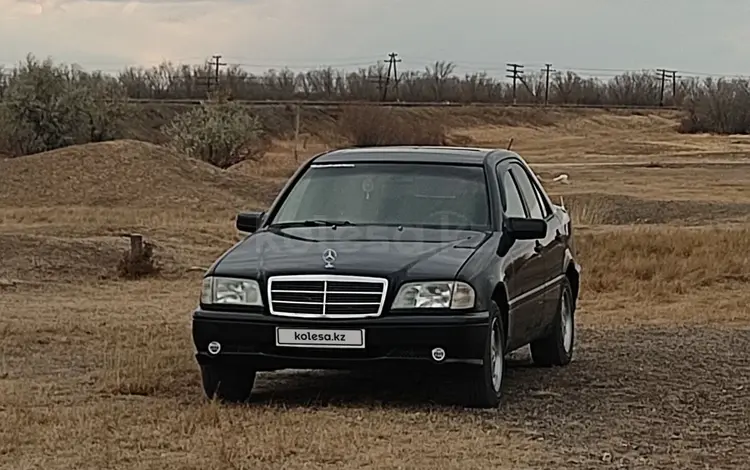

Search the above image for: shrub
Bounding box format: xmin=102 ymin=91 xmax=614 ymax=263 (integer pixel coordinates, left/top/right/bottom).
xmin=338 ymin=106 xmax=447 ymax=147
xmin=116 ymin=236 xmax=160 ymax=279
xmin=678 ymin=78 xmax=750 ymax=134
xmin=0 ymin=54 xmax=127 ymax=156
xmin=162 ymin=100 xmax=269 ymax=168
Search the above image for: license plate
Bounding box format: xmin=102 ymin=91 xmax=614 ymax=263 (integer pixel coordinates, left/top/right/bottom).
xmin=275 ymin=327 xmax=365 ymax=349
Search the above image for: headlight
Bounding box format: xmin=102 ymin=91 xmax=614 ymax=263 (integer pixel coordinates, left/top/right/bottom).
xmin=200 ymin=276 xmax=263 ymax=306
xmin=392 ymin=281 xmax=475 ymax=310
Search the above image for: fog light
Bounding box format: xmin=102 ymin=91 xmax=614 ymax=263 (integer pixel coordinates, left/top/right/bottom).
xmin=207 ymin=341 xmax=221 ymax=355
xmin=431 ymin=347 xmax=446 ymax=362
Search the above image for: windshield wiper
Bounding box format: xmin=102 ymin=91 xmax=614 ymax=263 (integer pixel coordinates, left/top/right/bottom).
xmin=268 ymin=219 xmax=355 ymax=228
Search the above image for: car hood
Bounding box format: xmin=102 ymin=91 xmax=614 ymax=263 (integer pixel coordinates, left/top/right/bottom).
xmin=210 ymin=225 xmax=490 ymax=281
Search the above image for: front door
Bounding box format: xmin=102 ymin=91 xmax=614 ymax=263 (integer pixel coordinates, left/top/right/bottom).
xmin=508 ymin=162 xmax=564 ymax=332
xmin=496 ymin=162 xmax=548 ymax=349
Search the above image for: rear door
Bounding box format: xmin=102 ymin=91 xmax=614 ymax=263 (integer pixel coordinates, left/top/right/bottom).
xmin=507 ymin=162 xmax=565 ymax=331
xmin=530 ymin=175 xmax=567 ymax=308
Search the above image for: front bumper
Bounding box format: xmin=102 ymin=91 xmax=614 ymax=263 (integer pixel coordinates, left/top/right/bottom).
xmin=192 ymin=309 xmax=490 ymax=371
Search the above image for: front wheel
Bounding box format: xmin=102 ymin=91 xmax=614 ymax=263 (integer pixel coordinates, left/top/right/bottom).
xmin=530 ymin=277 xmax=575 ymax=367
xmin=463 ymin=301 xmax=506 ymax=408
xmin=200 ymin=365 xmax=256 ymax=403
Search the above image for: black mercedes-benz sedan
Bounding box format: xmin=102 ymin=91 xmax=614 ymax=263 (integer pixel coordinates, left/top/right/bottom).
xmin=192 ymin=146 xmax=581 ymax=408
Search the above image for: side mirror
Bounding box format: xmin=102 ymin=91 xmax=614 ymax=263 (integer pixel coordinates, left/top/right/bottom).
xmin=236 ymin=211 xmax=265 ymax=233
xmin=505 ymin=217 xmax=547 ymax=240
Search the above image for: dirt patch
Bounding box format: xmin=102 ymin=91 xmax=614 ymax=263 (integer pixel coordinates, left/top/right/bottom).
xmin=240 ymin=326 xmax=750 ymax=469
xmin=563 ymin=193 xmax=750 ymax=225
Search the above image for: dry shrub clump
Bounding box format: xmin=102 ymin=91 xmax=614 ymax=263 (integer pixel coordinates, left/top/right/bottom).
xmin=578 ymin=226 xmax=750 ymax=299
xmin=163 ymin=99 xmax=270 ymax=168
xmin=116 ymin=237 xmax=161 ymax=279
xmin=338 ymin=106 xmax=448 ymax=147
xmin=679 ymin=78 xmax=750 ymax=134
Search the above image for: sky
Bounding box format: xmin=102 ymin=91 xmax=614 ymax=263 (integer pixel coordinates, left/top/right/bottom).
xmin=2 ymin=0 xmax=750 ymax=79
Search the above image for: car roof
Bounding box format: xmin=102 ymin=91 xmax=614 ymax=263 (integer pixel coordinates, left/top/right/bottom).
xmin=313 ymin=146 xmax=518 ymax=165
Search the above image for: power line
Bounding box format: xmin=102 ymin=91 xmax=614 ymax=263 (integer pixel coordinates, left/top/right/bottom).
xmin=223 ymin=55 xmax=382 ymax=64
xmin=231 ymin=60 xmax=380 ymax=69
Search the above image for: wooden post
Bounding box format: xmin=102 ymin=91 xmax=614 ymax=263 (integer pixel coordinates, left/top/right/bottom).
xmin=129 ymin=234 xmax=143 ymax=259
xmin=119 ymin=233 xmax=144 ymax=261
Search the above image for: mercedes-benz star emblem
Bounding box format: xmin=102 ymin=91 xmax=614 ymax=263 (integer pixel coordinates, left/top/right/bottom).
xmin=322 ymin=248 xmax=337 ymax=269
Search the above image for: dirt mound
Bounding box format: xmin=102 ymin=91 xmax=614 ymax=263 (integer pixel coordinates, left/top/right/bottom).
xmin=0 ymin=140 xmax=265 ymax=209
xmin=564 ymin=193 xmax=750 ymax=225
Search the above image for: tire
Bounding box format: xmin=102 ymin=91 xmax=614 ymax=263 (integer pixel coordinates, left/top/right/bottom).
xmin=200 ymin=365 xmax=256 ymax=403
xmin=463 ymin=301 xmax=506 ymax=408
xmin=530 ymin=277 xmax=575 ymax=367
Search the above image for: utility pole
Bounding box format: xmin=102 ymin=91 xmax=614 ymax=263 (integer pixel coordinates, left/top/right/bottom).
xmin=656 ymin=68 xmax=676 ymax=106
xmin=670 ymin=70 xmax=679 ymax=105
xmin=381 ymin=52 xmax=401 ymax=101
xmin=542 ymin=63 xmax=555 ymax=106
xmin=211 ymin=55 xmax=226 ymax=93
xmin=656 ymin=69 xmax=666 ymax=106
xmin=506 ymin=63 xmax=524 ymax=104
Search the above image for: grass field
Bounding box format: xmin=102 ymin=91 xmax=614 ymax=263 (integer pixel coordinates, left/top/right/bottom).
xmin=1 ymin=108 xmax=749 ymax=469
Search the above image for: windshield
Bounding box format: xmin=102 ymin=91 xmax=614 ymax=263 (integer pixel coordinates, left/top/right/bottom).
xmin=269 ymin=162 xmax=491 ymax=230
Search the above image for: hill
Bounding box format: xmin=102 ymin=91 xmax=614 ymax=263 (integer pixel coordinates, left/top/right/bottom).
xmin=0 ymin=140 xmax=287 ymax=282
xmin=0 ymin=140 xmax=277 ymax=210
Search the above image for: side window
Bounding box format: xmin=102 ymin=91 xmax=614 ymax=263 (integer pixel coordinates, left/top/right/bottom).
xmin=509 ymin=164 xmax=543 ymax=219
xmin=499 ymin=170 xmax=527 ymax=218
xmin=531 ymin=182 xmax=551 ymax=218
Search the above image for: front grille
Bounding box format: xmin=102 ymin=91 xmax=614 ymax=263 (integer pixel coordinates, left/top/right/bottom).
xmin=267 ymin=275 xmax=388 ymax=318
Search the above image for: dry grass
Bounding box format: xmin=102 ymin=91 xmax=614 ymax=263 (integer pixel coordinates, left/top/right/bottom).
xmin=1 ymin=110 xmax=750 ymax=469
xmin=562 ymin=196 xmax=612 ymax=226
xmin=578 ymin=226 xmax=750 ymax=300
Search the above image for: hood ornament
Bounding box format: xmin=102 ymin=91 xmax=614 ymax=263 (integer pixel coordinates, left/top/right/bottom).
xmin=322 ymin=248 xmax=337 ymax=269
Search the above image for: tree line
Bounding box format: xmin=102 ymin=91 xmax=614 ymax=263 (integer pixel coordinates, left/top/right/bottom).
xmin=1 ymin=54 xmax=749 ymax=147
xmin=0 ymin=55 xmax=741 ymax=108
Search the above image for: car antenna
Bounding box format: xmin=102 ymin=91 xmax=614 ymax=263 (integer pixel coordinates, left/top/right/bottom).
xmin=506 ymin=138 xmax=514 ymax=150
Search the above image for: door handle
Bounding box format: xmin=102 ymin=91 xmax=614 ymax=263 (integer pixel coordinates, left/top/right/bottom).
xmin=534 ymin=241 xmax=543 ymax=253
